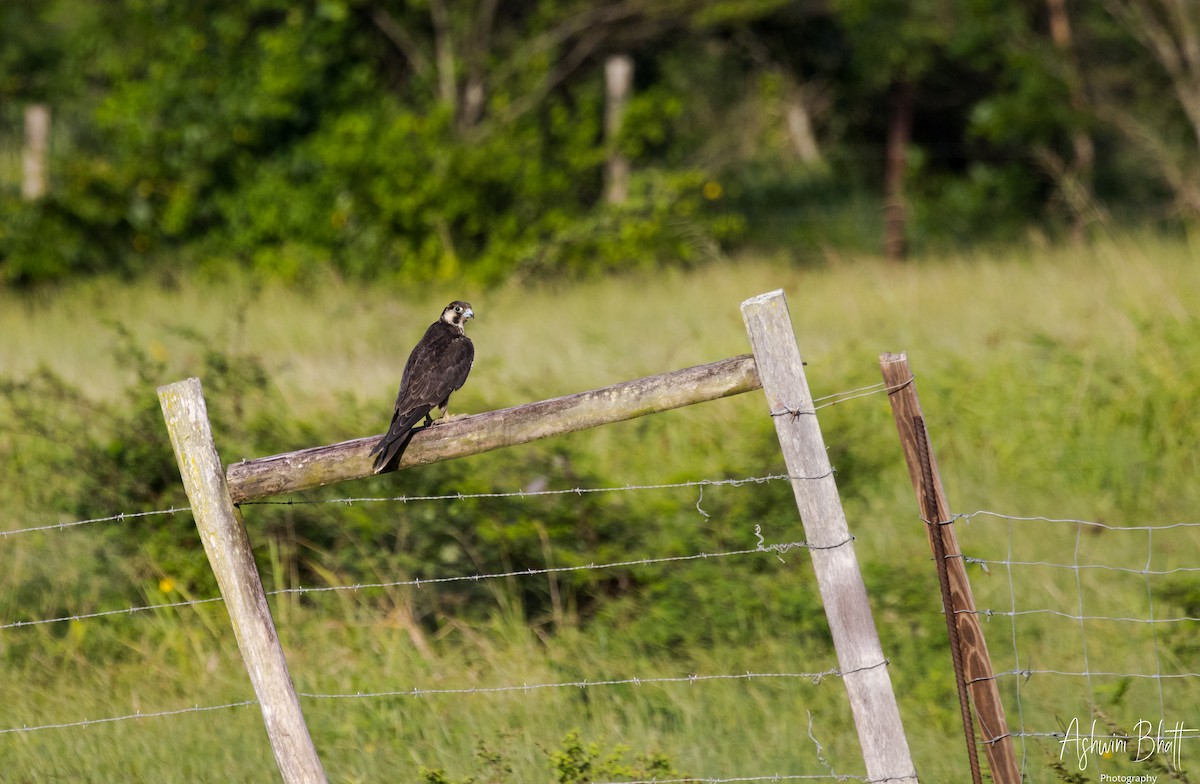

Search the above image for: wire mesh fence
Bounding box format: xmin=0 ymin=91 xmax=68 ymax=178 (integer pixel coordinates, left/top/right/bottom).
xmin=949 ymin=509 xmax=1200 ymax=779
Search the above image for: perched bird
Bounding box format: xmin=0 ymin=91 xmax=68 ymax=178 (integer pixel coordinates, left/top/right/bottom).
xmin=370 ymin=301 xmax=475 ymax=473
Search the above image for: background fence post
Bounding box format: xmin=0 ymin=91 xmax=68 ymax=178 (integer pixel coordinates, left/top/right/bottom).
xmin=158 ymin=378 xmax=328 ymax=784
xmin=879 ymin=352 xmax=1021 ymax=784
xmin=742 ymin=291 xmax=918 ymax=784
xmin=22 ymin=104 xmax=50 ymax=201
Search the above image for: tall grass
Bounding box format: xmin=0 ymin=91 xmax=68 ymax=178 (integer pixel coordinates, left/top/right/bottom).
xmin=2 ymin=232 xmax=1199 ymax=782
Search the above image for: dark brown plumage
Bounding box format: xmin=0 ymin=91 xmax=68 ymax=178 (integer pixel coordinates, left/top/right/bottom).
xmin=370 ymin=301 xmax=475 ymax=473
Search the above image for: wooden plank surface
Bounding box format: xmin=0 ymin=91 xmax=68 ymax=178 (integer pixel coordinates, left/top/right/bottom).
xmin=159 ymin=378 xmax=328 ymax=784
xmin=880 ymin=351 xmax=1021 ymax=784
xmin=227 ymin=354 xmax=761 ymax=503
xmin=742 ymin=291 xmax=918 ymax=784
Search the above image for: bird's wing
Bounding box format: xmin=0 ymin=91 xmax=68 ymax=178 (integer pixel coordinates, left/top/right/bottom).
xmin=370 ymin=330 xmax=474 ymax=474
xmin=397 ymin=330 xmax=474 ymax=412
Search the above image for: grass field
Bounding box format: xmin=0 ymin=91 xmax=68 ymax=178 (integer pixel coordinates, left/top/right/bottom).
xmin=2 ymin=233 xmax=1199 ymax=782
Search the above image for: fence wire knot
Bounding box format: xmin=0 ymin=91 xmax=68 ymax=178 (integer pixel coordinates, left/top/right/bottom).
xmin=754 ymin=524 xmax=788 ymax=563
xmin=769 ymin=404 xmax=815 ymax=419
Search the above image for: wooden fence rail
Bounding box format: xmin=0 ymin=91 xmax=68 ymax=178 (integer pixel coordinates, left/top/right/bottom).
xmin=227 ymin=354 xmax=760 ymax=503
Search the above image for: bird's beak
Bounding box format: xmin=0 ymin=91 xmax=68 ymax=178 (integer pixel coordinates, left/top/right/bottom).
xmin=465 ymin=308 xmax=475 ymax=320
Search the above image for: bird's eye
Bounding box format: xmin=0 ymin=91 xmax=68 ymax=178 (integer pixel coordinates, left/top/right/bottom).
xmin=454 ymin=306 xmax=463 ymax=313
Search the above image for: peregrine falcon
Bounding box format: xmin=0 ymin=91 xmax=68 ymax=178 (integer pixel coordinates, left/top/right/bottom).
xmin=370 ymin=301 xmax=475 ymax=473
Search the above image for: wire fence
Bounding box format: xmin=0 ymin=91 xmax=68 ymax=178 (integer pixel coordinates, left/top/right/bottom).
xmin=0 ymin=506 xmax=192 ymax=539
xmin=8 ymin=369 xmax=1195 ymax=781
xmin=0 ymin=466 xmax=869 ymax=780
xmin=1 ymin=475 xmax=815 ymax=631
xmin=1 ymin=376 xmax=917 ymax=780
xmin=947 ymin=508 xmax=1200 ymax=779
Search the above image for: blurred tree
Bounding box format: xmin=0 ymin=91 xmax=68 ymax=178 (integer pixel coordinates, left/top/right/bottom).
xmin=961 ymin=2 xmax=1103 ymax=235
xmin=1 ymin=0 xmax=1193 ymax=285
xmin=830 ymin=0 xmax=975 ymax=260
xmin=1043 ymin=0 xmax=1100 ymax=237
xmin=1 ymin=1 xmax=64 ymax=200
xmin=1097 ymin=0 xmax=1200 ymax=216
xmin=1 ymin=0 xmax=782 ymax=285
xmin=0 ymin=0 xmax=60 ymax=104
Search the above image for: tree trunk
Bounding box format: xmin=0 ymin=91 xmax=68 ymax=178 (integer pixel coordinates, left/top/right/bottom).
xmin=1103 ymin=0 xmax=1200 ymax=217
xmin=22 ymin=104 xmax=50 ymax=201
xmin=604 ymin=54 xmax=634 ymax=205
xmin=884 ymin=80 xmax=913 ymax=262
xmin=1046 ymin=0 xmax=1097 ymax=239
xmin=428 ymin=0 xmax=459 ymax=115
xmin=460 ymin=0 xmax=499 ymax=130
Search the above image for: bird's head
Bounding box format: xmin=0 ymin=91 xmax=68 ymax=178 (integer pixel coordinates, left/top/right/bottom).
xmin=441 ymin=301 xmax=475 ymax=331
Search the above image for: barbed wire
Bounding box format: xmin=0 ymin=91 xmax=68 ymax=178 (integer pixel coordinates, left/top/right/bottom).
xmin=0 ymin=596 xmax=225 ymax=631
xmin=0 ymin=700 xmax=258 ymax=736
xmin=591 ymin=773 xmax=922 ymax=784
xmin=0 ymin=474 xmax=809 ymax=535
xmin=241 ymin=474 xmax=799 ymax=507
xmin=1 ymin=472 xmax=813 ymax=631
xmin=1 ymin=534 xmax=810 ymax=631
xmin=770 ymin=377 xmax=914 ymax=419
xmin=593 ymin=775 xmax=864 ymax=783
xmin=297 ymin=669 xmax=850 ymax=701
xmin=0 ymin=506 xmax=191 ymax=539
xmin=0 ymin=664 xmax=871 ymax=738
xmin=270 ymin=539 xmax=813 ymax=597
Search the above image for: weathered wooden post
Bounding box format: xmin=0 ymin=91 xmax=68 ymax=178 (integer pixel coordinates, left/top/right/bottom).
xmin=158 ymin=378 xmax=327 ymax=784
xmin=880 ymin=351 xmax=1021 ymax=784
xmin=742 ymin=291 xmax=917 ymax=784
xmin=604 ymin=53 xmax=633 ymax=205
xmin=22 ymin=104 xmax=50 ymax=201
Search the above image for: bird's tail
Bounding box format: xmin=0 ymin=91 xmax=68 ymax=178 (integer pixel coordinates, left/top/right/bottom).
xmin=370 ymin=406 xmax=433 ymax=473
xmin=371 ymin=429 xmax=415 ymax=473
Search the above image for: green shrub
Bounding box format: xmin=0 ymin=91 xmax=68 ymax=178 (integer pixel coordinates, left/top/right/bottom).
xmin=419 ymin=730 xmax=683 ymax=784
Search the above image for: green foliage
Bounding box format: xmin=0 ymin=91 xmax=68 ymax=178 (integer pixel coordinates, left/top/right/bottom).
xmin=1155 ymin=577 xmax=1200 ymax=661
xmin=0 ymin=322 xmax=281 ymax=609
xmin=0 ymin=191 xmax=133 ymax=286
xmin=912 ymin=162 xmax=1043 ymax=244
xmin=1 ymin=0 xmax=742 ymax=286
xmin=420 ymin=731 xmax=683 ymax=784
xmin=6 ymin=0 xmax=1195 ymax=286
xmin=0 ymin=0 xmax=64 ymax=102
xmin=831 ymin=0 xmax=949 ymax=82
xmin=549 ymin=730 xmax=681 ymax=784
